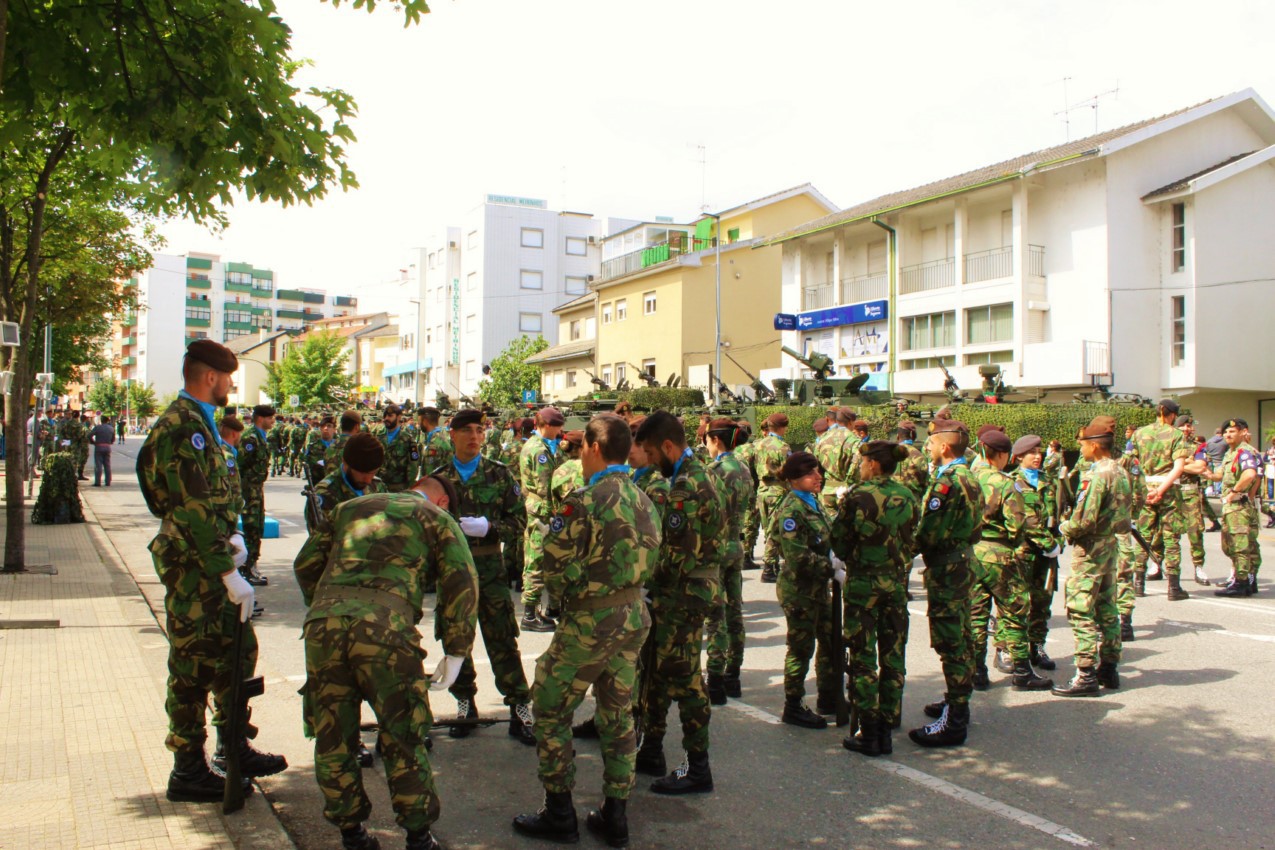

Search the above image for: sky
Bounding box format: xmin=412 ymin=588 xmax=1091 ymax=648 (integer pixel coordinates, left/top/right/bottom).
xmin=158 ymin=0 xmax=1275 ymax=294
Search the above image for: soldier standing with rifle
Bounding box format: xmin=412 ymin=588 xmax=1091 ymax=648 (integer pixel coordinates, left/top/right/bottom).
xmin=136 ymin=340 xmax=286 ymax=804
xmin=237 ymin=405 xmax=275 ymax=587
xmin=512 ymin=414 xmax=660 ymax=849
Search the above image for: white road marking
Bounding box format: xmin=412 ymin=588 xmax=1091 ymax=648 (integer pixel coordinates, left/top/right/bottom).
xmin=272 ymin=516 xmax=299 ymax=528
xmin=725 ymin=700 xmax=1096 ymax=847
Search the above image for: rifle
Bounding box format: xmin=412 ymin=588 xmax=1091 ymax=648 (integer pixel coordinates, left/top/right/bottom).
xmin=629 ymin=364 xmax=659 ymax=388
xmin=634 ymin=605 xmax=658 ymax=748
xmin=302 ymin=462 xmax=326 ymax=535
xmin=223 ymin=615 xmax=265 ymax=814
xmin=722 ymin=349 xmax=775 ymax=401
xmin=829 ymin=573 xmax=850 ymax=728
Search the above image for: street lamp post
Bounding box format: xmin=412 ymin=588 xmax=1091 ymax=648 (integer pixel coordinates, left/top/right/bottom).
xmin=407 ymin=297 xmax=423 ymax=406
xmin=703 ymin=212 xmax=723 ymax=406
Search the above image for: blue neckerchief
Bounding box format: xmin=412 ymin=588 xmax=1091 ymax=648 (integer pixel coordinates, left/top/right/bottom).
xmin=632 ymin=466 xmax=653 ymax=485
xmin=545 ymin=436 xmax=560 ymax=457
xmin=428 ymin=426 xmax=445 ymax=441
xmin=452 ymin=453 xmax=481 ymax=483
xmin=589 ymin=464 xmax=631 ymax=487
xmin=255 ymin=426 xmax=268 ymax=442
xmin=902 ymin=439 xmax=914 ymax=446
xmin=386 ymin=426 xmax=401 ymax=444
xmin=794 ymin=490 xmax=821 ymax=514
xmin=1022 ymin=468 xmax=1041 ymax=488
xmin=178 ymin=390 xmax=224 ymax=448
xmin=715 ymin=452 xmax=732 ymax=462
xmin=225 ymin=444 xmax=238 ymax=460
xmin=341 ymin=470 xmax=364 ymax=497
xmin=670 ymin=447 xmax=694 ymax=482
xmin=827 ymin=423 xmax=843 ymax=430
xmin=322 ymin=438 xmax=332 ymax=448
xmin=936 ymin=457 xmax=968 ymax=476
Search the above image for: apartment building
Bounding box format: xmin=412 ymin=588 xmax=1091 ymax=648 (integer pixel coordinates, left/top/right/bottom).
xmin=770 ymin=89 xmax=1275 ymax=429
xmin=525 ymin=292 xmax=598 ymax=402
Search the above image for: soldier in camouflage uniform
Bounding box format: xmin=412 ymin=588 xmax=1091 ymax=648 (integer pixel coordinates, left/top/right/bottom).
xmin=417 ymin=407 xmax=454 ymax=479
xmin=429 ymin=409 xmax=535 ymax=744
xmin=1053 ymin=417 xmax=1132 ymax=696
xmin=755 ymin=413 xmax=792 ymax=584
xmin=550 ymin=431 xmax=585 ymax=510
xmin=733 ymin=423 xmax=762 ymax=569
xmin=303 ymin=416 xmax=338 ymax=486
xmin=294 ymin=483 xmax=479 ymax=850
xmin=704 ymin=419 xmax=752 ymax=703
xmin=1131 ymin=399 xmax=1193 ymax=600
xmin=306 ymin=434 xmax=389 ymax=533
xmin=633 ymin=411 xmax=724 ymax=795
xmin=1209 ymin=418 xmax=1263 ymax=597
xmin=814 ymin=409 xmax=851 ymax=512
xmin=62 ymin=410 xmax=88 ymax=480
xmin=371 ymin=405 xmax=421 ymax=493
xmin=829 ymin=411 xmax=865 ymax=491
xmin=268 ymin=418 xmax=288 ymax=476
xmin=911 ymin=418 xmax=983 ymax=748
xmin=1010 ymin=435 xmax=1063 ymax=668
xmin=288 ymin=417 xmax=309 ymax=478
xmin=769 ymin=452 xmax=838 ymax=729
xmin=501 ymin=418 xmax=533 ymax=589
xmin=512 ymin=414 xmax=660 ymax=848
xmin=237 ymin=405 xmax=275 ymax=586
xmin=969 ymin=431 xmax=1051 ymax=691
xmin=833 ymin=441 xmax=920 ymax=757
xmin=520 ymin=408 xmax=565 ymax=630
xmin=325 ymin=410 xmax=360 ymax=471
xmin=30 ymin=450 xmax=84 ymax=525
xmin=1175 ymin=416 xmax=1213 ymax=586
xmin=892 ymin=421 xmax=929 ymax=500
xmin=136 ymin=341 xmax=285 ymax=804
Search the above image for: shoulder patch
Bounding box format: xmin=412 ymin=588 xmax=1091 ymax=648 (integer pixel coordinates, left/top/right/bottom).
xmin=549 ymin=515 xmax=566 ymax=533
xmin=1013 ymin=480 xmax=1023 ymax=493
xmin=782 ymin=517 xmax=797 ymax=532
xmin=537 ymin=453 xmax=549 ymax=464
xmin=513 ymin=483 xmax=521 ymax=497
xmin=668 ymin=511 xmax=686 ymax=530
xmin=191 ymin=433 xmax=206 ymax=451
xmin=927 ymin=497 xmax=941 ymax=511
xmin=245 ymin=442 xmax=254 ymax=452
xmin=226 ymin=457 xmax=236 ymax=469
xmin=1131 ymin=463 xmax=1141 ymax=476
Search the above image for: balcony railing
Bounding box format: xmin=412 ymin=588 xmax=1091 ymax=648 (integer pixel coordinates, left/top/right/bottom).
xmin=277 ymin=308 xmax=307 ymax=320
xmin=841 ymin=271 xmax=888 ymax=305
xmin=335 ymin=295 xmax=357 ymax=307
xmin=121 ymin=356 xmax=136 ymax=366
xmin=187 ymin=277 xmax=211 ymax=289
xmin=900 ymin=257 xmax=954 ymax=294
xmin=276 ymin=289 xmax=305 ymax=302
xmin=963 ymin=244 xmax=1046 ymax=283
xmin=802 ymin=282 xmax=835 ymax=311
xmin=225 ymin=281 xmax=254 ymax=294
xmin=600 ymin=236 xmax=716 ymax=282
xmin=186 ymin=296 xmax=210 ymax=308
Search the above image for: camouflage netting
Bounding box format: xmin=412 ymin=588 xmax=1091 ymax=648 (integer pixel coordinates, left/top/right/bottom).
xmin=31 ymin=451 xmax=85 ymax=525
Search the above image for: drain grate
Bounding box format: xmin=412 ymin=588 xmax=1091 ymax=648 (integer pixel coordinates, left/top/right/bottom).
xmin=0 ymin=620 xmax=60 ymax=629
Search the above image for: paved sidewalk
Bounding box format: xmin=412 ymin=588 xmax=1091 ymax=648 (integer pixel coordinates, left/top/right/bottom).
xmin=0 ymin=469 xmax=292 ymax=850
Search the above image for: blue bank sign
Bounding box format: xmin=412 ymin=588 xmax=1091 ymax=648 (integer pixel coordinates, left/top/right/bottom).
xmin=796 ymin=299 xmax=888 ymax=330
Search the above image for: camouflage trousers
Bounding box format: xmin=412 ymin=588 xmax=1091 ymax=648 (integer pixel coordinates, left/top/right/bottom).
xmin=843 ymin=573 xmax=909 ymax=728
xmin=303 ymin=617 xmax=438 ymax=832
xmin=642 ymin=603 xmax=712 ymax=754
xmin=742 ymin=496 xmax=761 ymax=561
xmin=1064 ymin=537 xmax=1121 ymax=667
xmin=522 ymin=516 xmax=549 ymax=608
xmin=704 ymin=556 xmax=745 ymax=675
xmin=157 ymin=559 xmax=259 ymax=754
xmin=450 ymin=555 xmax=531 ymax=705
xmin=757 ymin=486 xmax=786 ymax=568
xmin=1180 ymin=488 xmax=1206 ymax=570
xmin=970 ymin=544 xmax=1030 ymax=663
xmin=241 ymin=485 xmax=266 ymax=565
xmin=1024 ymin=552 xmax=1058 ymax=644
xmin=1134 ymin=496 xmax=1184 ymax=576
xmin=777 ymin=584 xmax=837 ymax=701
xmin=270 ymin=448 xmax=286 ymax=476
xmin=1221 ymin=501 xmax=1261 ymax=581
xmin=76 ymin=443 xmax=88 ymax=474
xmin=532 ymin=603 xmax=650 ymax=799
xmin=921 ymin=552 xmax=974 ymax=707
xmin=289 ymin=448 xmax=304 ymax=477
xmin=1115 ymin=533 xmax=1138 ymax=617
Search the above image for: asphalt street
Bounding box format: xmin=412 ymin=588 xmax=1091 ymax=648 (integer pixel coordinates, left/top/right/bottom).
xmin=89 ymin=442 xmax=1275 ymax=850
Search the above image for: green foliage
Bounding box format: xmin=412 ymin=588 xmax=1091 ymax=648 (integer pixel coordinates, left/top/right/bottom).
xmin=264 ymin=362 xmax=287 ymax=410
xmin=276 ymin=332 xmax=354 ymax=407
xmin=478 ymin=336 xmax=550 ymax=407
xmin=126 ymin=382 xmax=159 ymax=420
xmin=617 ymin=387 xmax=707 ymax=410
xmin=86 ymin=379 xmax=126 ymax=416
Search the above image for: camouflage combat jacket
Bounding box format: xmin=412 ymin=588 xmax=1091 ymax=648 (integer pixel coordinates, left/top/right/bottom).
xmin=771 ymin=490 xmax=833 ymax=600
xmin=631 ymin=466 xmax=670 ymax=524
xmin=916 ymin=458 xmax=984 ymax=561
xmin=708 ymin=451 xmax=752 ymax=560
xmin=832 ymin=476 xmax=920 ymax=576
xmin=418 ymin=427 xmax=454 ymax=477
xmin=649 ymin=451 xmax=725 ymax=610
xmin=550 ymin=458 xmax=584 ymax=512
xmin=893 ymin=442 xmax=930 ymax=500
xmin=1131 ymin=421 xmax=1191 ymax=501
xmin=1013 ymin=467 xmax=1059 ymax=554
xmin=520 ymin=433 xmax=562 ymax=520
xmin=306 ymin=467 xmax=387 ymax=532
xmin=972 ymin=464 xmax=1026 ymax=563
xmin=371 ymin=423 xmax=420 ymax=488
xmin=238 ymin=426 xmax=271 ymax=490
xmin=1060 ymin=456 xmax=1132 ymax=543
xmin=754 ymin=433 xmax=790 ymax=491
xmin=430 ymin=455 xmax=523 ymax=553
xmin=813 ymin=426 xmax=851 ymax=500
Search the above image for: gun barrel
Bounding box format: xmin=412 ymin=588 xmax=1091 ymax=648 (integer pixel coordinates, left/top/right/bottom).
xmin=780 ymin=345 xmax=810 ymax=364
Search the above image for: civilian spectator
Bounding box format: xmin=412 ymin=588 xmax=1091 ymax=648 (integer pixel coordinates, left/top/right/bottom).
xmin=89 ymin=415 xmax=117 ymax=486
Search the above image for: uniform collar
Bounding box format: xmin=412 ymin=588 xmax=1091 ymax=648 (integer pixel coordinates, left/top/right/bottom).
xmin=589 ymin=464 xmax=631 ymax=487
xmin=178 ymin=390 xmax=224 ymax=448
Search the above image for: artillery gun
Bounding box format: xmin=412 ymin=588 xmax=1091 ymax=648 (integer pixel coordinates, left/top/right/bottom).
xmin=778 ymin=345 xmax=880 ymax=405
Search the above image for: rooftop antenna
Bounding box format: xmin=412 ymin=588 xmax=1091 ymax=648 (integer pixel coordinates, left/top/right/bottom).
xmin=1055 ymin=81 xmax=1120 ymax=140
xmin=696 ymin=143 xmax=708 ymax=212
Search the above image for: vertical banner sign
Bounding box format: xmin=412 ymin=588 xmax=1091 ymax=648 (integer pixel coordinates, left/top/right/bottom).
xmin=450 ymin=279 xmax=460 ymax=366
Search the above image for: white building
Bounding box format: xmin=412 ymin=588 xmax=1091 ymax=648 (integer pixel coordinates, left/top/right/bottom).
xmin=405 ymin=195 xmax=604 ymax=403
xmin=131 ymin=251 xmax=359 ymax=398
xmin=770 ymin=88 xmax=1275 ymax=430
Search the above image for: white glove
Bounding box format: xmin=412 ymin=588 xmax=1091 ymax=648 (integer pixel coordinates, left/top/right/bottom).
xmin=835 ymin=486 xmax=849 ymax=499
xmin=60 ymin=439 xmax=70 ymax=447
xmin=228 ymin=533 xmax=249 ymax=568
xmin=459 ymin=516 xmax=490 ymax=538
xmin=317 ymin=459 xmax=325 ymax=467
xmin=430 ymin=655 xmax=466 ymax=691
xmin=221 ymin=570 xmax=255 ymax=622
xmin=641 ymin=587 xmax=652 ymax=604
xmin=830 ymin=555 xmax=846 ymax=585
xmin=1044 ymin=544 xmax=1061 ymax=559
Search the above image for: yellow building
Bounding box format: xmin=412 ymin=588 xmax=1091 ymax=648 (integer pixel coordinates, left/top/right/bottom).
xmin=525 ymin=293 xmax=598 ymax=402
xmin=590 ymin=184 xmax=835 ymax=398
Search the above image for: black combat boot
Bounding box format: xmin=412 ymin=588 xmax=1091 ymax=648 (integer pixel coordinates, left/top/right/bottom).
xmin=878 ymin=723 xmax=893 ymax=755
xmin=1011 ymin=659 xmax=1053 ymax=691
xmin=168 ymin=750 xmax=251 ymax=803
xmin=571 ymin=716 xmax=599 ymax=739
xmin=242 ymin=563 xmax=268 ymax=587
xmin=723 ymin=667 xmax=742 ymax=698
xmin=1030 ymin=643 xmax=1056 ymax=670
xmin=706 ymin=673 xmax=727 ymax=706
xmin=521 ymin=611 xmax=556 ymax=633
xmin=742 ymin=555 xmax=760 ymax=571
xmin=1120 ymin=614 xmax=1135 ymax=641
xmin=992 ymin=648 xmax=1014 ymax=674
xmin=760 ymin=563 xmax=778 ymax=583
xmin=212 ymin=733 xmax=288 ymax=778
xmin=404 ymin=828 xmax=443 ymax=850
xmin=510 ymin=704 xmax=536 ymax=746
xmin=1214 ymin=577 xmax=1252 ymax=597
xmin=971 ymin=663 xmax=991 ymax=691
xmin=1166 ymin=574 xmax=1191 ymax=601
xmin=512 ymin=790 xmax=579 ymax=843
xmin=1096 ymin=661 xmax=1120 ymax=690
xmin=1134 ymin=570 xmax=1147 ymax=597
xmin=815 ymin=690 xmax=837 ymax=715
xmin=908 ymin=702 xmax=968 ymax=748
xmin=449 ymin=699 xmax=477 ymax=739
xmin=651 ymin=750 xmax=714 ymax=795
xmin=1207 ymin=520 xmax=1222 ymax=532
xmin=1250 ymin=575 xmax=1259 ymax=595
xmin=585 ymin=797 xmax=629 ymax=848
xmin=842 ymin=716 xmax=882 ymax=757
xmin=1052 ymin=666 xmax=1100 ymax=697
xmin=339 ymin=824 xmax=380 ymax=850
xmin=634 ymin=737 xmax=666 ymax=776
xmin=782 ymin=697 xmax=827 ymax=729
xmin=922 ymin=700 xmax=945 ymax=719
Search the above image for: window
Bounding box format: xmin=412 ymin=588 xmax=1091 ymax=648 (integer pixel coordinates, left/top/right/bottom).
xmin=616 ymin=299 xmax=627 ymax=321
xmin=467 ymin=230 xmax=478 ymax=249
xmin=616 ymin=363 xmax=627 ymax=385
xmin=401 ymin=333 xmax=414 ymax=350
xmin=565 ymin=237 xmax=587 ymax=256
xmin=520 ymin=270 xmax=543 ymax=290
xmin=225 ymin=309 xmax=253 ymax=325
xmin=643 ymin=291 xmax=657 ymax=315
xmin=900 ymin=355 xmax=956 ymax=370
xmin=602 ymin=303 xmax=613 ymax=324
xmin=727 ymin=227 xmax=740 ymax=243
xmin=569 ymin=320 xmax=581 ymax=341
xmin=1171 ymin=295 xmax=1186 ymax=366
xmin=428 ymin=252 xmax=436 ymax=269
xmin=965 ymin=303 xmax=1013 ymax=345
xmin=565 ymin=276 xmax=588 ymax=295
xmin=642 ymin=358 xmax=656 ymax=377
xmin=964 ymin=350 xmax=1013 ymax=366
xmin=435 ymin=286 xmax=444 ymax=303
xmin=1171 ymin=202 xmax=1186 ymax=272
xmin=467 ymin=272 xmax=477 ymax=291
xmin=566 ymin=371 xmax=577 ymax=388
xmin=227 ymin=271 xmax=252 ymax=285
xmin=900 ymin=311 xmax=955 ymax=351
xmin=601 ymin=366 xmax=612 ymax=386
xmin=521 ymin=228 xmax=544 ymax=248
xmin=426 ymin=327 xmax=432 ymax=344
xmin=466 ymin=313 xmax=477 ymax=333
xmin=519 ymin=312 xmax=542 ymax=333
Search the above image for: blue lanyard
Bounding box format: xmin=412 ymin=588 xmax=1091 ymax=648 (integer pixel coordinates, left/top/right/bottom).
xmin=178 ymin=390 xmax=224 ymax=448
xmin=632 ymin=466 xmax=653 ymax=484
xmin=715 ymin=452 xmax=731 ymax=462
xmin=386 ymin=426 xmax=401 ymax=444
xmin=452 ymin=454 xmax=481 ymax=483
xmin=255 ymin=426 xmax=268 ymax=442
xmin=341 ymin=470 xmax=363 ymax=497
xmin=1022 ymin=468 xmax=1041 ymax=488
xmin=589 ymin=464 xmax=631 ymax=486
xmin=936 ymin=457 xmax=968 ymax=476
xmin=794 ymin=490 xmax=821 ymax=514
xmin=670 ymin=447 xmax=694 ymax=482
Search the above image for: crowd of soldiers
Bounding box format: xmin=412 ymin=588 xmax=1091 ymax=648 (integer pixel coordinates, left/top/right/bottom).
xmin=26 ymin=407 xmax=96 ymax=480
xmin=135 ymin=339 xmax=1264 ymax=850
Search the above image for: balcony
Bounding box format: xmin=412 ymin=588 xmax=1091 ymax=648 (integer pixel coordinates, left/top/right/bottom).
xmin=801 ymin=282 xmax=835 ymax=311
xmin=187 ymin=277 xmax=211 ymax=289
xmin=900 ymin=257 xmax=954 ymax=294
xmin=840 ymin=271 xmax=888 ymax=305
xmin=185 ymin=317 xmax=210 ymax=328
xmin=335 ymin=295 xmax=357 ymax=307
xmin=122 ymin=335 xmax=136 ymax=347
xmin=121 ymin=356 xmax=136 ymax=366
xmin=186 ymin=296 xmax=211 ymax=308
xmin=277 ymin=308 xmax=307 ymax=320
xmin=124 ymin=314 xmax=138 ymax=327
xmin=225 ymin=320 xmax=254 ymax=331
xmin=225 ymin=280 xmax=254 ymax=294
xmin=600 ymin=235 xmax=715 ymax=282
xmin=276 ymin=289 xmax=305 ymax=302
xmin=963 ymin=244 xmax=1045 ymax=284
xmin=302 ymin=291 xmax=325 ymax=304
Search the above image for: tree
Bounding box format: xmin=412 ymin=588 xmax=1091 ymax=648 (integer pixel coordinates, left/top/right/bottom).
xmin=126 ymin=381 xmax=159 ymax=421
xmin=86 ymin=378 xmax=126 ymax=416
xmin=478 ymin=336 xmax=550 ymax=408
xmin=278 ymin=332 xmax=354 ymax=407
xmin=263 ymin=361 xmax=287 ymax=410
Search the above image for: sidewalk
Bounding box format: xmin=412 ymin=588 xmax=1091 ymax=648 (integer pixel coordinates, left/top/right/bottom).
xmin=0 ymin=468 xmax=293 ymax=850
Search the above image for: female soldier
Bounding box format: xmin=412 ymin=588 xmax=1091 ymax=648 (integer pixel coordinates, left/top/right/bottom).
xmin=770 ymin=451 xmax=842 ymax=729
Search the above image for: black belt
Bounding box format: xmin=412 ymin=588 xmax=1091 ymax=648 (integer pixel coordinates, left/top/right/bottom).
xmin=923 ymin=545 xmax=972 ymax=567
